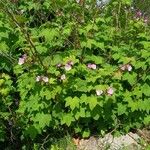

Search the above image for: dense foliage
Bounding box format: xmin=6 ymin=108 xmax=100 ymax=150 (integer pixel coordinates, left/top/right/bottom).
xmin=0 ymin=0 xmax=150 ymax=149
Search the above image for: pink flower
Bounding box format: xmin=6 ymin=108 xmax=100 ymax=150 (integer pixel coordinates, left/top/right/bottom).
xmin=36 ymin=76 xmax=49 ymax=83
xmin=87 ymin=63 xmax=92 ymax=68
xmin=22 ymin=54 xmax=27 ymax=59
xmin=36 ymin=76 xmax=41 ymax=82
xmin=91 ymin=64 xmax=96 ymax=70
xmin=67 ymin=61 xmax=74 ymax=66
xmin=120 ymin=64 xmax=132 ymax=72
xmin=126 ymin=64 xmax=132 ymax=72
xmin=60 ymin=74 xmax=66 ymax=80
xmin=136 ymin=11 xmax=142 ymax=17
xmin=65 ymin=64 xmax=72 ymax=71
xmin=96 ymin=90 xmax=103 ymax=96
xmin=120 ymin=65 xmax=126 ymax=71
xmin=107 ymin=87 xmax=114 ymax=96
xmin=57 ymin=63 xmax=62 ymax=68
xmin=42 ymin=76 xmax=49 ymax=83
xmin=144 ymin=17 xmax=148 ymax=23
xmin=18 ymin=58 xmax=25 ymax=65
xmin=87 ymin=63 xmax=96 ymax=70
xmin=18 ymin=54 xmax=27 ymax=65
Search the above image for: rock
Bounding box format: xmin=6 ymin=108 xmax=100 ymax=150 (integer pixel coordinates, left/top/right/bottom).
xmin=78 ymin=137 xmax=100 ymax=150
xmin=78 ymin=133 xmax=141 ymax=150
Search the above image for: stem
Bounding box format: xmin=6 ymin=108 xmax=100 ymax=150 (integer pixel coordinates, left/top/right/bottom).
xmin=26 ymin=32 xmax=45 ymax=68
xmin=118 ymin=2 xmax=121 ymax=28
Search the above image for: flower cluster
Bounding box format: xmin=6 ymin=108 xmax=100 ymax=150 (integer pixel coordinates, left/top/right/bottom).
xmin=134 ymin=10 xmax=148 ymax=23
xmin=120 ymin=64 xmax=132 ymax=72
xmin=57 ymin=61 xmax=74 ymax=71
xmin=18 ymin=54 xmax=27 ymax=65
xmin=36 ymin=76 xmax=49 ymax=83
xmin=96 ymin=87 xmax=114 ymax=96
xmin=87 ymin=63 xmax=97 ymax=70
xmin=64 ymin=61 xmax=74 ymax=71
xmin=136 ymin=10 xmax=142 ymax=18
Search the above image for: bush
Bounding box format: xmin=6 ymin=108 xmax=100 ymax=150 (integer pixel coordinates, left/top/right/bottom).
xmin=0 ymin=0 xmax=150 ymax=149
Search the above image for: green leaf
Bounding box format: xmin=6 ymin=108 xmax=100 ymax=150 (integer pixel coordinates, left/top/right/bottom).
xmin=123 ymin=72 xmax=137 ymax=85
xmin=32 ymin=113 xmax=51 ymax=129
xmin=142 ymin=83 xmax=150 ymax=96
xmin=117 ymin=103 xmax=127 ymax=115
xmin=128 ymin=101 xmax=138 ymax=112
xmin=80 ymin=94 xmax=88 ymax=104
xmin=141 ymin=50 xmax=150 ymax=58
xmin=88 ymin=96 xmax=98 ymax=110
xmin=25 ymin=126 xmax=38 ymax=139
xmin=61 ymin=113 xmax=75 ymax=126
xmin=84 ymin=55 xmax=103 ymax=64
xmin=36 ymin=45 xmax=48 ymax=54
xmin=144 ymin=116 xmax=150 ymax=125
xmin=122 ymin=0 xmax=132 ymax=5
xmin=65 ymin=96 xmax=79 ymax=110
xmin=140 ymin=41 xmax=150 ymax=49
xmin=0 ymin=127 xmax=5 ymax=142
xmin=91 ymin=105 xmax=103 ymax=120
xmin=138 ymin=99 xmax=150 ymax=113
xmin=74 ymin=127 xmax=82 ymax=133
xmin=82 ymin=129 xmax=90 ymax=138
xmin=133 ymin=87 xmax=142 ymax=98
xmin=75 ymin=107 xmax=86 ymax=119
xmin=133 ymin=61 xmax=145 ymax=69
xmin=14 ymin=15 xmax=28 ymax=24
xmin=85 ymin=23 xmax=98 ymax=32
xmin=40 ymin=28 xmax=59 ymax=42
xmin=0 ymin=42 xmax=9 ymax=53
xmin=74 ymin=79 xmax=87 ymax=92
xmin=112 ymin=53 xmax=120 ymax=60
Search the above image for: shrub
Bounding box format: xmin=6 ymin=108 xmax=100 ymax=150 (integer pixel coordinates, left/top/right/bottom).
xmin=0 ymin=0 xmax=150 ymax=149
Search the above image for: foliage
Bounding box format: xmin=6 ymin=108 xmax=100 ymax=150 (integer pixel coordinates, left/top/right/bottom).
xmin=0 ymin=0 xmax=150 ymax=149
xmin=133 ymin=0 xmax=150 ymax=16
